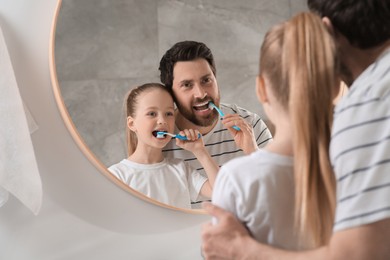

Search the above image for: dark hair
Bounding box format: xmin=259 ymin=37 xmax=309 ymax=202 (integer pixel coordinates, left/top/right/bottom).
xmin=125 ymin=83 xmax=172 ymax=156
xmin=307 ymin=0 xmax=390 ymax=49
xmin=159 ymin=41 xmax=217 ymax=90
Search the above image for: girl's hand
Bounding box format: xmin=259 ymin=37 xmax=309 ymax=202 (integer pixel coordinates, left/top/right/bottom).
xmin=221 ymin=114 xmax=258 ymax=154
xmin=175 ymin=129 xmax=205 ymax=154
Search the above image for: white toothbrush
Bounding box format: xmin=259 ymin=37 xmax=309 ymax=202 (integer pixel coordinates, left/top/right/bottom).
xmin=156 ymin=131 xmax=201 ymax=140
xmin=208 ymin=102 xmax=241 ymax=131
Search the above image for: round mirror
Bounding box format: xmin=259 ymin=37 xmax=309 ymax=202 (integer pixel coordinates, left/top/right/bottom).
xmin=50 ymin=0 xmax=308 ymax=211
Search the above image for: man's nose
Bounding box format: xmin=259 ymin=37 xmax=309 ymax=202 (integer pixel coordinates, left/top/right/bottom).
xmin=193 ymin=84 xmax=207 ymax=99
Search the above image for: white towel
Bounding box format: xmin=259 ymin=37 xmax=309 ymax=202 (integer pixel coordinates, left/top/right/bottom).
xmin=0 ymin=25 xmax=42 ymax=215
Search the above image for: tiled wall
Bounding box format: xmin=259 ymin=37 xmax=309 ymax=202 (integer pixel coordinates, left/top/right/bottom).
xmin=55 ymin=0 xmax=307 ymax=166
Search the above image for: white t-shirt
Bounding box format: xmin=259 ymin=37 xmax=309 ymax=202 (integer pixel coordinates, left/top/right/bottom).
xmin=108 ymin=158 xmax=207 ymax=209
xmin=212 ymin=149 xmax=302 ymax=250
xmin=331 ymin=48 xmax=390 ymax=231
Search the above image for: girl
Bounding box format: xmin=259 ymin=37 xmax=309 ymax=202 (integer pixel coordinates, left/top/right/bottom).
xmin=109 ymin=83 xmax=218 ymax=209
xmin=211 ymin=12 xmax=339 ymax=249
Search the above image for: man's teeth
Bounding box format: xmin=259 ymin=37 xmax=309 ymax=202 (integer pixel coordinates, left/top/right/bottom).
xmin=194 ymin=102 xmax=210 ymax=111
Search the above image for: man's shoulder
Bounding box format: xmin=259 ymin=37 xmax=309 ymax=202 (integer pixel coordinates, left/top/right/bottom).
xmin=220 ymin=103 xmax=259 ymax=118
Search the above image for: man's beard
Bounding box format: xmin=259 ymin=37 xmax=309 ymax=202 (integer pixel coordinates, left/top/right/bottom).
xmin=175 ymin=97 xmax=219 ymax=127
xmin=336 ymin=46 xmax=354 ymax=87
xmin=339 ymin=61 xmax=354 ymax=87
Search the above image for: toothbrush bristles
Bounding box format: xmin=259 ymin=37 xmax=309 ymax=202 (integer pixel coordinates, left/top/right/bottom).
xmin=156 ymin=131 xmax=167 ymax=138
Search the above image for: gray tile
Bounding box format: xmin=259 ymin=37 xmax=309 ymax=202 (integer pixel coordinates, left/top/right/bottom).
xmin=55 ymin=0 xmax=295 ymax=167
xmin=56 ymin=0 xmax=159 ymax=81
xmin=290 ymin=0 xmax=309 ymax=16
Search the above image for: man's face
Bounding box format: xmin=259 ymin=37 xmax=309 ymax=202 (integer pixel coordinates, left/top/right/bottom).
xmin=172 ymin=58 xmax=220 ymax=127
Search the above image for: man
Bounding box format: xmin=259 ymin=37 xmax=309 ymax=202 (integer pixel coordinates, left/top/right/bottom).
xmin=159 ymin=41 xmax=272 ymax=180
xmin=201 ymin=0 xmax=390 ymax=259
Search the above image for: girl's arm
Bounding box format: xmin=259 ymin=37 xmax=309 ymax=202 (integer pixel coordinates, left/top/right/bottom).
xmin=176 ymin=129 xmax=219 ymax=197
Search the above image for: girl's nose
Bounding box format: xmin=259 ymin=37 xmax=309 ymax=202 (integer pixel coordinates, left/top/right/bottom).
xmin=157 ymin=115 xmax=167 ymax=125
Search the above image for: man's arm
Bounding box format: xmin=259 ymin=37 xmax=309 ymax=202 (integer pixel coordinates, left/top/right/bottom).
xmin=201 ymin=203 xmax=390 ymax=260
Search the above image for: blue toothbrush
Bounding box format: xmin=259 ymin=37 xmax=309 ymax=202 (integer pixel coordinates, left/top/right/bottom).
xmin=208 ymin=102 xmax=241 ymax=131
xmin=156 ymin=131 xmax=201 ymax=140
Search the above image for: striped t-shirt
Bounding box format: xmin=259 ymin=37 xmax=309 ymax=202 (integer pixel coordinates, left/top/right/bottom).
xmin=331 ymin=48 xmax=390 ymax=231
xmin=162 ymin=103 xmax=272 ymax=178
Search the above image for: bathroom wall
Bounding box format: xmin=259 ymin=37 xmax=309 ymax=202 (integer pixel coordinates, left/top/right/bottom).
xmin=55 ymin=0 xmax=308 ymax=166
xmin=0 ymin=0 xmax=309 ymax=259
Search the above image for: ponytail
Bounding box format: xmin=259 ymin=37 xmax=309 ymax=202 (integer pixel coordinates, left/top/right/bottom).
xmin=259 ymin=12 xmax=337 ymax=247
xmin=285 ymin=12 xmax=336 ymax=247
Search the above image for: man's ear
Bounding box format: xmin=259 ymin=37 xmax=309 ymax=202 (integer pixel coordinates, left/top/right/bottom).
xmin=127 ymin=116 xmax=136 ymax=132
xmin=256 ymin=75 xmax=268 ymax=104
xmin=322 ymin=17 xmax=335 ymax=35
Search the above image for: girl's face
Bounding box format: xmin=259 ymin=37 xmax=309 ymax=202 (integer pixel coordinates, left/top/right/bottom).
xmin=128 ymin=88 xmax=175 ymax=149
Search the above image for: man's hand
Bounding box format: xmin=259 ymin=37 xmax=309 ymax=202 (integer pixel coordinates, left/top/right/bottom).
xmin=202 ymin=201 xmax=390 ymax=260
xmin=221 ymin=114 xmax=258 ymax=155
xmin=201 ymin=202 xmax=253 ymax=259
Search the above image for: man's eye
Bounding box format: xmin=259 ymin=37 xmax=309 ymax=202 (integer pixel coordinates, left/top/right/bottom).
xmin=182 ymin=82 xmax=192 ymax=88
xmin=203 ymin=78 xmax=212 ymax=84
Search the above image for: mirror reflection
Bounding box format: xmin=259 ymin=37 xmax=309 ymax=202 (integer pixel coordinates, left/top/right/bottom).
xmin=55 ymin=0 xmax=308 ymax=209
xmin=107 ymin=82 xmax=219 ymax=209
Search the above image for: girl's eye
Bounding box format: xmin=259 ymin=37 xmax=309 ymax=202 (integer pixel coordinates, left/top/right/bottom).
xmin=147 ymin=112 xmax=156 ymax=117
xmin=166 ymin=111 xmax=174 ymax=116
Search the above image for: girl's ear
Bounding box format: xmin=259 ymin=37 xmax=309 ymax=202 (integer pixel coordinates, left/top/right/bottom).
xmin=127 ymin=116 xmax=136 ymax=132
xmin=256 ymin=75 xmax=268 ymax=104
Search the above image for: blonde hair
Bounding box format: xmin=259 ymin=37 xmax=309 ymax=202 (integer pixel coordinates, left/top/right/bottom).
xmin=259 ymin=12 xmax=337 ymax=247
xmin=125 ymin=83 xmax=172 ymax=156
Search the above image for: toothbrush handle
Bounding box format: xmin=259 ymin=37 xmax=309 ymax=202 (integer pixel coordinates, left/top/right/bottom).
xmin=175 ymin=133 xmax=202 ymax=140
xmin=214 ymin=105 xmax=241 ymax=131
xmin=175 ymin=135 xmax=188 ymax=140
xmin=232 ymin=125 xmax=241 ymax=131
xmin=213 ymin=105 xmax=225 ymax=117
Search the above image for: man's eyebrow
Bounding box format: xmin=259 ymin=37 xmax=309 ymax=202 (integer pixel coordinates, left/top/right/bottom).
xmin=179 ymin=79 xmax=193 ymax=85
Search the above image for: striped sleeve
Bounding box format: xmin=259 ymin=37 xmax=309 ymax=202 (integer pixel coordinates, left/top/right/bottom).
xmin=254 ymin=117 xmax=273 ymax=147
xmin=331 ymin=54 xmax=390 ymax=231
